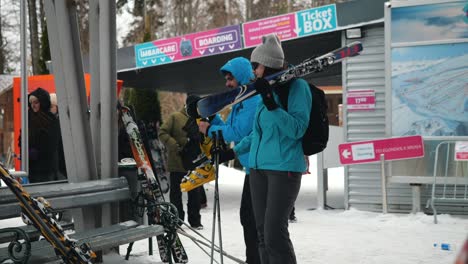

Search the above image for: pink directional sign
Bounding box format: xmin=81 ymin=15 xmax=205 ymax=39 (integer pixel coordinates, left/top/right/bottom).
xmin=347 ymin=89 xmax=376 ymax=111
xmin=135 ymin=25 xmax=242 ymax=68
xmin=242 ymin=13 xmax=297 ymax=48
xmin=455 ymin=141 xmax=468 ymax=161
xmin=339 ymin=136 xmax=424 ymax=165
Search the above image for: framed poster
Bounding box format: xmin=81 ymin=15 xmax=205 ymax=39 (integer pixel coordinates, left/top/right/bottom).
xmin=388 ymin=0 xmax=468 ymax=137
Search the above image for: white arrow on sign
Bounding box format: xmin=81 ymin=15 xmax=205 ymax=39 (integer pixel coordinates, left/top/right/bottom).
xmin=341 ymin=149 xmax=351 ymax=159
xmin=209 ymin=48 xmax=215 ymax=53
xmin=228 ymin=44 xmax=235 ymax=49
xmin=199 ymin=49 xmax=205 ymax=55
xmin=142 ymin=60 xmax=148 ymax=65
xmin=218 ymin=46 xmax=225 ymax=51
xmin=293 ymin=26 xmax=301 ymax=35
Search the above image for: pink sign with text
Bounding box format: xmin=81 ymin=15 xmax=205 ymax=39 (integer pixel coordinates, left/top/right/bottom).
xmin=347 ymin=89 xmax=376 ymax=111
xmin=339 ymin=136 xmax=424 ymax=165
xmin=242 ymin=13 xmax=297 ymax=48
xmin=455 ymin=141 xmax=468 ymax=161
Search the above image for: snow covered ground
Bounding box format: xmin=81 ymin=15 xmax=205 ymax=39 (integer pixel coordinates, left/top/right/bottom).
xmin=1 ymin=157 xmax=467 ymax=263
xmin=111 ymin=157 xmax=467 ymax=264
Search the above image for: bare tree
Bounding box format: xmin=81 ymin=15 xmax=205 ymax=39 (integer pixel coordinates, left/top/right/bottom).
xmin=0 ymin=0 xmax=5 ymax=73
xmin=27 ymin=0 xmax=42 ymax=74
xmin=120 ymin=0 xmax=165 ymax=46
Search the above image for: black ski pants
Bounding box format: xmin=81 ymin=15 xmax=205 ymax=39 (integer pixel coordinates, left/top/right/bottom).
xmin=250 ymin=169 xmax=302 ymax=264
xmin=240 ymin=174 xmax=261 ymax=264
xmin=169 ymin=172 xmax=202 ymax=227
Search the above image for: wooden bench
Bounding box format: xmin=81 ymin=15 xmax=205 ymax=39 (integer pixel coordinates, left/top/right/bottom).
xmin=0 ymin=175 xmax=164 ymax=263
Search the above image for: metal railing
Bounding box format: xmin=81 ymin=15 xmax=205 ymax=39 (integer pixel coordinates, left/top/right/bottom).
xmin=427 ymin=141 xmax=468 ymax=224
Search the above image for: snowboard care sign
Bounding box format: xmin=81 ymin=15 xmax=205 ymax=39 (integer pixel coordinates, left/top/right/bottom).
xmin=135 ymin=25 xmax=242 ymax=68
xmin=242 ymin=13 xmax=298 ymax=47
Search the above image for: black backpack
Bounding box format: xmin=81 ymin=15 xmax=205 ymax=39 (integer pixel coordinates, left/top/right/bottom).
xmin=278 ymin=80 xmax=329 ymax=156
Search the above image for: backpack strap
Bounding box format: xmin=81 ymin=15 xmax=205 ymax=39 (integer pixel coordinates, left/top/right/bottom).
xmin=276 ymin=78 xmax=296 ymax=111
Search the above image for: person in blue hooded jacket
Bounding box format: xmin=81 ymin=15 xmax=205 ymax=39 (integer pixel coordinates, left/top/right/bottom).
xmin=216 ymin=34 xmax=311 ymax=264
xmin=198 ymin=57 xmax=261 ymax=264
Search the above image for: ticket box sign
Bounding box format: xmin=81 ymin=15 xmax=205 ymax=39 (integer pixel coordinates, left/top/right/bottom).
xmin=455 ymin=141 xmax=468 ymax=161
xmin=347 ymin=90 xmax=376 ymax=111
xmin=295 ymin=4 xmax=338 ymax=37
xmin=135 ymin=25 xmax=242 ymax=68
xmin=242 ymin=13 xmax=297 ymax=48
xmin=339 ymin=136 xmax=424 ymax=165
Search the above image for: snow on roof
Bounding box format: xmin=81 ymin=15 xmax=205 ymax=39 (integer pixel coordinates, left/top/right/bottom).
xmin=0 ymin=74 xmax=15 ymax=95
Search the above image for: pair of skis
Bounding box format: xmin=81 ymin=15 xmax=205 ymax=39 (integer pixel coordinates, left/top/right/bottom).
xmin=0 ymin=164 xmax=96 ymax=264
xmin=118 ymin=103 xmax=188 ymax=263
xmin=196 ymin=41 xmax=363 ymax=118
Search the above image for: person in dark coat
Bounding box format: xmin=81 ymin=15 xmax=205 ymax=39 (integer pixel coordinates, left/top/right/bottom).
xmin=159 ymin=96 xmax=203 ymax=229
xmin=28 ymin=87 xmax=61 ymax=183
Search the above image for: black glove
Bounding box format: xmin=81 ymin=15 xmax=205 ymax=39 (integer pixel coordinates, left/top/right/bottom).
xmin=255 ymin=78 xmax=278 ymax=111
xmin=211 ymin=147 xmax=235 ymax=163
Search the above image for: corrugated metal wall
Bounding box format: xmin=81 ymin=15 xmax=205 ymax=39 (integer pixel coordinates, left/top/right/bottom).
xmin=342 ymin=24 xmax=399 ymax=212
xmin=342 ymin=24 xmax=468 ymax=214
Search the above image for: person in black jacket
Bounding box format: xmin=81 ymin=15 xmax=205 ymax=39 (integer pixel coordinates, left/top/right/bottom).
xmin=27 ymin=88 xmax=61 ymax=183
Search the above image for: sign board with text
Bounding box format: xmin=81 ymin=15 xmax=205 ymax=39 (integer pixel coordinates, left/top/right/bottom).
xmin=135 ymin=25 xmax=242 ymax=68
xmin=339 ymin=136 xmax=425 ymax=165
xmin=347 ymin=89 xmax=376 ymax=111
xmin=242 ymin=4 xmax=338 ymax=48
xmin=242 ymin=13 xmax=298 ymax=48
xmin=455 ymin=141 xmax=468 ymax=161
xmin=295 ymin=4 xmax=338 ymax=37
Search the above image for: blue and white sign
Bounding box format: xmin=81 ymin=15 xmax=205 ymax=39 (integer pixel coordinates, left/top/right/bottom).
xmin=295 ymin=4 xmax=338 ymax=37
xmin=135 ymin=42 xmax=175 ymax=68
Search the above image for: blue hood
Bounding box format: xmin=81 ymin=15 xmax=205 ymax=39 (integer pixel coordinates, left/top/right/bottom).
xmin=220 ymin=57 xmax=254 ymax=85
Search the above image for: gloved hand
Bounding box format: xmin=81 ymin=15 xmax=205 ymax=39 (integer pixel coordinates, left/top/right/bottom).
xmin=215 ymin=149 xmax=235 ymax=163
xmin=198 ymin=120 xmax=211 ymax=136
xmin=254 ymin=78 xmax=278 ymax=111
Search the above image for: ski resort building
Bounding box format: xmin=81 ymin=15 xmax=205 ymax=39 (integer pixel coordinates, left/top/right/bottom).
xmin=116 ymin=0 xmax=468 ymax=216
xmin=8 ymin=0 xmax=466 ymax=221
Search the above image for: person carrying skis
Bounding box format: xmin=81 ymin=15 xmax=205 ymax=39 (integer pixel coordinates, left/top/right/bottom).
xmin=215 ymin=34 xmax=312 ymax=264
xmin=197 ymin=57 xmax=261 ymax=264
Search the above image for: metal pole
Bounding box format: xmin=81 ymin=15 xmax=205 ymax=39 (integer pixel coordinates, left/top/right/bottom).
xmin=20 ymin=0 xmax=28 ymax=172
xmin=380 ymin=154 xmax=388 ymax=214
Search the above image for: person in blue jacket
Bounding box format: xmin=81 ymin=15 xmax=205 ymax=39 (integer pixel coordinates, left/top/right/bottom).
xmin=198 ymin=57 xmax=261 ymax=264
xmin=217 ymin=34 xmax=312 ymax=264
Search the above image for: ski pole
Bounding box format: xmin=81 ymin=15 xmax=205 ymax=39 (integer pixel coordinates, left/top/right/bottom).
xmin=177 ymin=230 xmax=246 ymax=264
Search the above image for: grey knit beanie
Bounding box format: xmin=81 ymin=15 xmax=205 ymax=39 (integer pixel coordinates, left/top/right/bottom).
xmin=250 ymin=34 xmax=284 ymax=69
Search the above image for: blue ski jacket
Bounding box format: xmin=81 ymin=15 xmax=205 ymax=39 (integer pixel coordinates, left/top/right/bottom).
xmin=234 ymin=78 xmax=312 ymax=173
xmin=207 ymin=57 xmax=259 ymax=174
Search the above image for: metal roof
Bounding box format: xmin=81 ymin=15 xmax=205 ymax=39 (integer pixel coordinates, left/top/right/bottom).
xmin=116 ymin=0 xmax=387 ymax=94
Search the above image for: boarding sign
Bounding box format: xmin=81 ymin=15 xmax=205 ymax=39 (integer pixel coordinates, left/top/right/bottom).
xmin=135 ymin=25 xmax=242 ymax=68
xmin=295 ymin=4 xmax=338 ymax=37
xmin=242 ymin=13 xmax=297 ymax=48
xmin=339 ymin=136 xmax=424 ymax=165
xmin=347 ymin=90 xmax=376 ymax=111
xmin=455 ymin=141 xmax=468 ymax=161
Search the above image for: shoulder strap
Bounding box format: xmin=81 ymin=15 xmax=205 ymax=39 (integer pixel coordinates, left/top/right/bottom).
xmin=277 ymin=79 xmax=295 ymax=111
